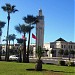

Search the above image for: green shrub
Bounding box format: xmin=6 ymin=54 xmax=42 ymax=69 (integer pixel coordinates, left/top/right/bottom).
xmin=70 ymin=62 xmax=75 ymax=66
xmin=66 ymin=61 xmax=71 ymax=66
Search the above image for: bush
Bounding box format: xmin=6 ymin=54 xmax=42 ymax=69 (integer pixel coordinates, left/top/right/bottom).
xmin=66 ymin=61 xmax=71 ymax=66
xmin=59 ymin=61 xmax=65 ymax=66
xmin=70 ymin=62 xmax=75 ymax=66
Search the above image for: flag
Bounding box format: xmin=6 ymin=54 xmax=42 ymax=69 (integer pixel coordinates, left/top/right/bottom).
xmin=22 ymin=35 xmax=26 ymax=40
xmin=32 ymin=33 xmax=37 ymax=40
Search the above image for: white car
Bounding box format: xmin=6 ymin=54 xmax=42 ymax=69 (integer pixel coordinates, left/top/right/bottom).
xmin=9 ymin=55 xmax=19 ymax=61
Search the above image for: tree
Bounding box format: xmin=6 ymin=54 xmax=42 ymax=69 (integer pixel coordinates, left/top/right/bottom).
xmin=16 ymin=38 xmax=23 ymax=62
xmin=8 ymin=34 xmax=16 ymax=55
xmin=1 ymin=3 xmax=18 ymax=61
xmin=58 ymin=49 xmax=65 ymax=66
xmin=64 ymin=50 xmax=72 ymax=66
xmin=58 ymin=49 xmax=64 ymax=58
xmin=23 ymin=15 xmax=38 ymax=63
xmin=35 ymin=46 xmax=44 ymax=71
xmin=0 ymin=21 xmax=6 ymax=60
xmin=0 ymin=46 xmax=2 ymax=60
xmin=15 ymin=24 xmax=33 ymax=63
xmin=70 ymin=50 xmax=75 ymax=58
xmin=0 ymin=21 xmax=6 ymax=41
xmin=64 ymin=50 xmax=69 ymax=56
xmin=8 ymin=34 xmax=16 ymax=46
xmin=70 ymin=50 xmax=75 ymax=66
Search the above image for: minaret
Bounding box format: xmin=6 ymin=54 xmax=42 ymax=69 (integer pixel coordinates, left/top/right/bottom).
xmin=36 ymin=9 xmax=44 ymax=48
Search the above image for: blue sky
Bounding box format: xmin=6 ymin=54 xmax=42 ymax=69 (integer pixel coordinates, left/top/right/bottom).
xmin=0 ymin=0 xmax=74 ymax=44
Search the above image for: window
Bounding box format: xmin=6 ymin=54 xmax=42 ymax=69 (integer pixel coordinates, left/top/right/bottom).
xmin=61 ymin=45 xmax=63 ymax=48
xmin=50 ymin=45 xmax=54 ymax=48
xmin=69 ymin=45 xmax=70 ymax=49
xmin=64 ymin=45 xmax=65 ymax=48
xmin=71 ymin=45 xmax=72 ymax=49
xmin=74 ymin=46 xmax=75 ymax=49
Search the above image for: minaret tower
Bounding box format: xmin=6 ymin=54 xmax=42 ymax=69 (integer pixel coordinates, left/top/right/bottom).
xmin=36 ymin=9 xmax=44 ymax=48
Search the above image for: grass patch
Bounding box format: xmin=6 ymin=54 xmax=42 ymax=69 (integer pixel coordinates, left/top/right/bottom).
xmin=0 ymin=61 xmax=75 ymax=75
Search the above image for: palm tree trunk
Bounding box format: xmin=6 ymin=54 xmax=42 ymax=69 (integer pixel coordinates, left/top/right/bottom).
xmin=27 ymin=30 xmax=31 ymax=63
xmin=13 ymin=40 xmax=14 ymax=46
xmin=9 ymin=40 xmax=10 ymax=48
xmin=23 ymin=33 xmax=27 ymax=63
xmin=19 ymin=50 xmax=22 ymax=62
xmin=0 ymin=53 xmax=1 ymax=61
xmin=5 ymin=13 xmax=10 ymax=61
xmin=0 ymin=36 xmax=1 ymax=43
xmin=0 ymin=51 xmax=1 ymax=60
xmin=0 ymin=35 xmax=1 ymax=60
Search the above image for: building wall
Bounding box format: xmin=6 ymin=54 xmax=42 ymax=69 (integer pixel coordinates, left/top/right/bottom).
xmin=50 ymin=41 xmax=75 ymax=57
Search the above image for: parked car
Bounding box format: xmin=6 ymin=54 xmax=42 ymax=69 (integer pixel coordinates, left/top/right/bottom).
xmin=9 ymin=55 xmax=19 ymax=61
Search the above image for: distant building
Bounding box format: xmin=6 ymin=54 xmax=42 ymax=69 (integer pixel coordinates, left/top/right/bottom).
xmin=1 ymin=44 xmax=20 ymax=55
xmin=48 ymin=38 xmax=75 ymax=57
xmin=30 ymin=38 xmax=75 ymax=58
xmin=1 ymin=38 xmax=75 ymax=58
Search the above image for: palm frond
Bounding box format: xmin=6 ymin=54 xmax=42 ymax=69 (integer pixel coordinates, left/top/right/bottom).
xmin=6 ymin=3 xmax=11 ymax=7
xmin=16 ymin=38 xmax=23 ymax=44
xmin=15 ymin=24 xmax=34 ymax=34
xmin=8 ymin=34 xmax=16 ymax=41
xmin=6 ymin=3 xmax=12 ymax=12
xmin=0 ymin=21 xmax=6 ymax=28
xmin=2 ymin=3 xmax=18 ymax=13
xmin=12 ymin=5 xmax=15 ymax=9
xmin=15 ymin=25 xmax=22 ymax=33
xmin=12 ymin=9 xmax=18 ymax=13
xmin=1 ymin=6 xmax=7 ymax=11
xmin=12 ymin=5 xmax=18 ymax=13
xmin=26 ymin=26 xmax=34 ymax=32
xmin=23 ymin=15 xmax=37 ymax=24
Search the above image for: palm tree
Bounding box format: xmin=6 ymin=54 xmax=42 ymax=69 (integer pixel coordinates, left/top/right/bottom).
xmin=8 ymin=34 xmax=16 ymax=53
xmin=8 ymin=35 xmax=11 ymax=50
xmin=1 ymin=3 xmax=18 ymax=61
xmin=16 ymin=38 xmax=23 ymax=62
xmin=35 ymin=46 xmax=44 ymax=71
xmin=0 ymin=21 xmax=6 ymax=42
xmin=0 ymin=21 xmax=6 ymax=60
xmin=8 ymin=34 xmax=16 ymax=46
xmin=15 ymin=24 xmax=34 ymax=63
xmin=23 ymin=15 xmax=38 ymax=63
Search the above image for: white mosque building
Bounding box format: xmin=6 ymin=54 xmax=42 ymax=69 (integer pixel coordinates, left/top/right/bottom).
xmin=30 ymin=37 xmax=75 ymax=58
xmin=29 ymin=9 xmax=75 ymax=58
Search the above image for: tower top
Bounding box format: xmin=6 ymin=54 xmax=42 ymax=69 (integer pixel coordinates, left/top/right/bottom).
xmin=39 ymin=9 xmax=42 ymax=16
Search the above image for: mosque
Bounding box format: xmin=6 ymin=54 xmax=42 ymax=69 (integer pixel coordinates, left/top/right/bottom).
xmin=30 ymin=9 xmax=75 ymax=58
